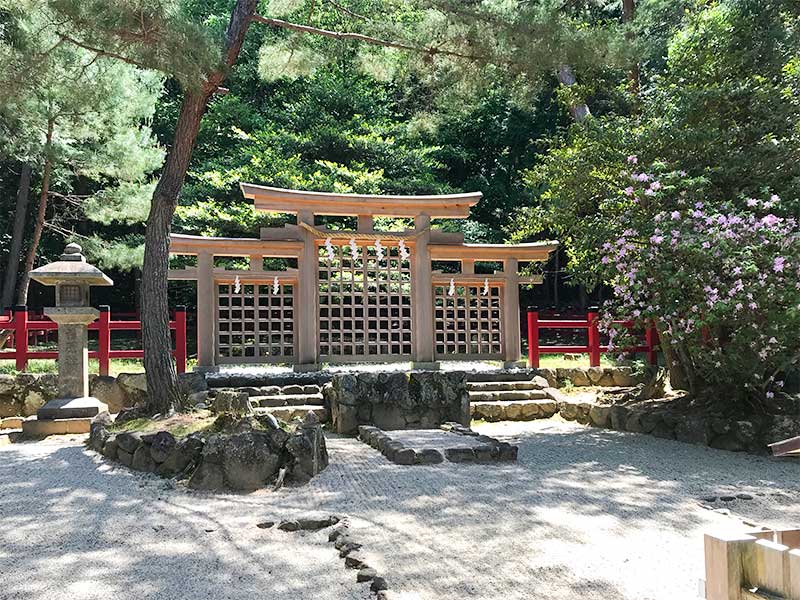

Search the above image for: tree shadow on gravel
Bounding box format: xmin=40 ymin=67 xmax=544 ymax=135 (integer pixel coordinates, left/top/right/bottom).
xmin=0 ymin=442 xmax=368 ymax=600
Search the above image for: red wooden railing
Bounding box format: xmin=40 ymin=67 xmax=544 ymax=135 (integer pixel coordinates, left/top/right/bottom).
xmin=0 ymin=305 xmax=187 ymax=375
xmin=526 ymin=307 xmax=659 ymax=368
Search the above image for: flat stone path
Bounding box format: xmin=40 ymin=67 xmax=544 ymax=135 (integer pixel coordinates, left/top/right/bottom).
xmin=3 ymin=421 xmax=800 ymax=599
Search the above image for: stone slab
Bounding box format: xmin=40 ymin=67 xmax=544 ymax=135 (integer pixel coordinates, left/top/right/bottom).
xmin=359 ymin=427 xmax=517 ymax=465
xmin=37 ymin=396 xmax=108 ymax=420
xmin=22 ymin=416 xmax=92 ymax=436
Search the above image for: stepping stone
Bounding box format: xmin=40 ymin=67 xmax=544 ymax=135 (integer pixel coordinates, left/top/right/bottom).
xmin=254 ymin=394 xmax=324 ymax=407
xmin=468 ymin=389 xmax=549 ymax=402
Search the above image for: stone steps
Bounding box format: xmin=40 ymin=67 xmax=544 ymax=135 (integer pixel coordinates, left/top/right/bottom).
xmin=470 ymin=399 xmax=558 ymax=422
xmin=465 ymin=370 xmax=541 ymax=383
xmin=466 ymin=381 xmax=545 ymax=392
xmin=255 ymin=405 xmax=328 ymax=422
xmin=252 ymin=394 xmax=324 ymax=408
xmin=468 ymin=389 xmax=549 ymax=402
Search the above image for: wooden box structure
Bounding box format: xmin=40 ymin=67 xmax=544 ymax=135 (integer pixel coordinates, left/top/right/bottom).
xmin=169 ymin=185 xmax=558 ymax=369
xmin=704 ymin=529 xmax=800 ymax=599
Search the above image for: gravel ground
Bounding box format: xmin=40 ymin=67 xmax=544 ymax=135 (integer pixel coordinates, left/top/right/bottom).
xmin=3 ymin=420 xmax=800 ymax=600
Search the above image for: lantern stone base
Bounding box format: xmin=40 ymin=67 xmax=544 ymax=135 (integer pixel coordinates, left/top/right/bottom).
xmin=37 ymin=396 xmax=108 ymax=420
xmin=22 ymin=415 xmax=93 ymax=437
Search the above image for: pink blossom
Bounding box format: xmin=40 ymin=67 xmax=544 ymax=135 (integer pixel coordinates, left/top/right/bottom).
xmin=627 ymin=155 xmax=638 ymax=164
xmin=747 ymin=198 xmax=759 ymax=207
xmin=624 ymin=186 xmax=634 ymax=196
xmin=670 ymin=211 xmax=681 ymax=220
xmin=774 ymin=257 xmax=786 ymax=272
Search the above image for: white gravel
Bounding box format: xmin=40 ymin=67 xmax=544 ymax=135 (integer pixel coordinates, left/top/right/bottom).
xmin=2 ymin=420 xmax=800 ymax=600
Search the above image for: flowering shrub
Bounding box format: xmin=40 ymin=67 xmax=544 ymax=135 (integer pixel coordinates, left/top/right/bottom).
xmin=599 ymin=158 xmax=800 ymax=404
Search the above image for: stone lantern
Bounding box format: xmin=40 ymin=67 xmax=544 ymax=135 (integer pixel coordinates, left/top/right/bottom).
xmin=23 ymin=243 xmax=113 ymax=435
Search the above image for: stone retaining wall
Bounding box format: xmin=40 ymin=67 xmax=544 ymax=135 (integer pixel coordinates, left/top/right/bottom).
xmin=554 ymin=396 xmax=800 ymax=454
xmin=324 ymin=371 xmax=470 ymax=435
xmin=0 ymin=372 xmax=207 ymax=418
xmin=88 ymin=412 xmax=328 ymax=491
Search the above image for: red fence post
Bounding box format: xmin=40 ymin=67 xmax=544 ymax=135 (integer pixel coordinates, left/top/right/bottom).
xmin=645 ymin=322 xmax=659 ymax=366
xmin=527 ymin=307 xmax=540 ymax=368
xmin=587 ymin=307 xmax=601 ymax=367
xmin=14 ymin=305 xmax=28 ymax=372
xmin=174 ymin=306 xmax=187 ymax=374
xmin=98 ymin=305 xmax=111 ymax=376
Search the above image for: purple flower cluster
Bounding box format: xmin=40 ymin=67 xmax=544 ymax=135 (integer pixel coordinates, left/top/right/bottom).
xmin=599 ymin=160 xmax=800 ymax=401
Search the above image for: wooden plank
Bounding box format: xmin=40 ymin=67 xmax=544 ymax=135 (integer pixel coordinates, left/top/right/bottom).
xmin=768 ymin=436 xmax=800 ymax=457
xmin=775 ymin=531 xmax=800 ymax=551
xmin=787 ymin=549 xmax=800 ymax=599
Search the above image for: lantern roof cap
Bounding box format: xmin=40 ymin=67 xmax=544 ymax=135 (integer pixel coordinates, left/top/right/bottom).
xmin=29 ymin=243 xmax=113 ymax=287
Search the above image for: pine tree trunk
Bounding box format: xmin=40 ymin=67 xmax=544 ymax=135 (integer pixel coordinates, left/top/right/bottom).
xmin=17 ymin=122 xmax=53 ymax=306
xmin=1 ymin=164 xmax=32 ymax=309
xmin=140 ymin=0 xmax=260 ymax=415
xmin=622 ymin=0 xmax=640 ymax=95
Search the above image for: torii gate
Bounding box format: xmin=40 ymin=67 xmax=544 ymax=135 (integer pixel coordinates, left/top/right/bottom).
xmin=169 ymin=184 xmax=557 ymax=370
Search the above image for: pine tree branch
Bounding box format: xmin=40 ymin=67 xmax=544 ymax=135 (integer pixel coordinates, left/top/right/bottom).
xmin=324 ymin=0 xmax=371 ymax=21
xmin=251 ymin=15 xmax=486 ymax=61
xmin=57 ymin=34 xmax=150 ymax=70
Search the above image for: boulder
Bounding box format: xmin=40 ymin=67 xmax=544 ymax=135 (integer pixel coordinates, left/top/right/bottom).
xmin=116 ymin=431 xmax=143 ymax=454
xmin=559 ymin=402 xmax=579 ymax=421
xmin=589 ymin=405 xmax=611 ymax=427
xmin=22 ymin=390 xmax=46 ymax=416
xmin=536 ymin=369 xmax=558 ymax=388
xmin=189 ymin=430 xmax=283 ymax=491
xmin=157 ymin=434 xmax=204 ymax=478
xmin=178 ymin=372 xmax=208 ymax=395
xmin=212 ymin=390 xmax=253 ymax=416
xmin=0 ymin=375 xmax=17 ymax=396
xmin=132 ymin=443 xmax=157 ymax=472
xmin=586 ymin=367 xmax=605 ymax=385
xmin=90 ymin=376 xmax=129 ymax=413
xmin=118 ymin=373 xmax=148 ymax=394
xmin=625 ymin=411 xmax=645 ymax=433
xmin=88 ymin=421 xmax=109 ymax=452
xmin=286 ymin=412 xmax=329 ymax=483
xmin=609 ymin=406 xmax=629 ymax=431
xmin=675 ymin=418 xmax=710 ymax=446
xmin=0 ymin=395 xmax=20 ymax=418
xmin=117 ymin=449 xmax=134 ymax=467
xmin=415 ymin=448 xmax=444 ymax=464
xmin=611 ymin=367 xmax=636 ymax=387
xmin=102 ymin=435 xmax=119 ymax=460
xmin=531 ymin=375 xmax=550 ymax=389
xmin=147 ymin=431 xmax=177 ymax=463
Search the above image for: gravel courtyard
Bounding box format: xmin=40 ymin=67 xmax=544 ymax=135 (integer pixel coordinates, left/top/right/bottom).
xmin=2 ymin=420 xmax=800 ymax=600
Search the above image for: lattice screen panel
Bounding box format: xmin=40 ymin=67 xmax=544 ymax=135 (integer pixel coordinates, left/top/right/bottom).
xmin=434 ymin=284 xmax=503 ymax=358
xmin=318 ymin=243 xmax=412 ymax=360
xmin=216 ymin=282 xmax=295 ymax=363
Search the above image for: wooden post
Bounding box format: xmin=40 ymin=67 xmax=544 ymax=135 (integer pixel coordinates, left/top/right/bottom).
xmin=174 ymin=305 xmax=187 ymax=374
xmin=196 ymin=252 xmax=215 ymax=368
xmin=98 ymin=305 xmax=111 ymax=376
xmin=14 ymin=305 xmax=28 ymax=372
xmin=527 ymin=307 xmax=539 ymax=368
xmin=412 ymin=214 xmax=435 ymax=365
xmin=297 ymin=209 xmax=318 ymax=368
xmin=357 ymin=215 xmax=373 ymax=232
xmin=587 ymin=307 xmax=601 ymax=367
xmin=249 ymin=254 xmax=263 ymax=271
xmin=502 ymin=258 xmax=521 ymax=365
xmin=461 ymin=259 xmax=474 ymax=274
xmin=704 ymin=532 xmax=756 ymax=600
